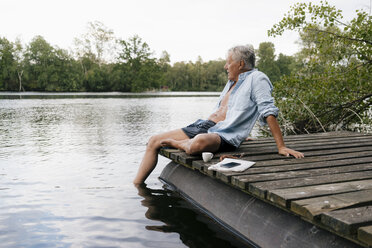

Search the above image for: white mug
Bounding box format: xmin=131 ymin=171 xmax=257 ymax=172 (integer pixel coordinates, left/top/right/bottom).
xmin=202 ymin=152 xmax=214 ymax=162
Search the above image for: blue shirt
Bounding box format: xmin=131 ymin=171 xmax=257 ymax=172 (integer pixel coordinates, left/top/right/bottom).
xmin=208 ymin=69 xmax=279 ymax=148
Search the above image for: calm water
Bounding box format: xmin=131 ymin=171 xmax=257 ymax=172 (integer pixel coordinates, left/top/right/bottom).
xmin=0 ymin=93 xmax=256 ymax=248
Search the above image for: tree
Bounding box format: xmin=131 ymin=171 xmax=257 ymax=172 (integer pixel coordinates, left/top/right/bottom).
xmin=158 ymin=51 xmax=171 ymax=89
xmin=275 ymin=53 xmax=295 ymax=77
xmin=74 ymin=21 xmax=116 ymax=66
xmin=23 ymin=36 xmax=54 ymax=90
xmin=0 ymin=37 xmax=17 ymax=90
xmin=268 ymin=1 xmax=372 ymax=133
xmin=23 ymin=36 xmax=83 ymax=91
xmin=256 ymin=42 xmax=281 ymax=82
xmin=163 ymin=58 xmax=226 ymax=91
xmin=13 ymin=38 xmax=25 ymax=91
xmin=116 ymin=35 xmax=162 ymax=92
xmin=52 ymin=48 xmax=84 ymax=91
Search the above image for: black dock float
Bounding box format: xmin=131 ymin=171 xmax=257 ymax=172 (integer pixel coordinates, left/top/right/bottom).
xmin=158 ymin=131 xmax=372 ymax=247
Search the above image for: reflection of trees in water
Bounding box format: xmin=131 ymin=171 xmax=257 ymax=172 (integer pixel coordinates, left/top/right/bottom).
xmin=136 ymin=184 xmax=245 ymax=248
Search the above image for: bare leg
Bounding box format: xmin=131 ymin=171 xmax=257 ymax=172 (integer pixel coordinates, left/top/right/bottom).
xmin=161 ymin=133 xmax=221 ymax=155
xmin=133 ymin=129 xmax=189 ymax=185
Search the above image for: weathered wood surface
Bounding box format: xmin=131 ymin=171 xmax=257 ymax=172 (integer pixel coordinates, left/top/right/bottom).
xmin=159 ymin=131 xmax=372 ymax=247
xmin=267 ymin=178 xmax=372 ymax=208
xmin=320 ymin=206 xmax=372 ymax=236
xmin=358 ymin=225 xmax=372 ymax=246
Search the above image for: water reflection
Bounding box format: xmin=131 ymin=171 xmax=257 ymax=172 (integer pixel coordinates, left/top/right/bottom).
xmin=0 ymin=209 xmax=71 ymax=248
xmin=0 ymin=95 xmax=258 ymax=247
xmin=136 ymin=184 xmax=245 ymax=248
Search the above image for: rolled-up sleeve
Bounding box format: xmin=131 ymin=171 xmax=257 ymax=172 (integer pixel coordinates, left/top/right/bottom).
xmin=252 ymin=75 xmax=279 ymax=126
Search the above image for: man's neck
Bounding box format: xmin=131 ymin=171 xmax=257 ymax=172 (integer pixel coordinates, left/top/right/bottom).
xmin=233 ymin=69 xmax=251 ymax=82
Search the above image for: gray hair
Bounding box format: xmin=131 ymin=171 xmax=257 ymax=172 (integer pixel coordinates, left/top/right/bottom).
xmin=228 ymin=44 xmax=255 ymax=70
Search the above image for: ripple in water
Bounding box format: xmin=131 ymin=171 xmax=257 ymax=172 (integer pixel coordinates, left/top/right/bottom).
xmin=0 ymin=95 xmax=257 ymax=247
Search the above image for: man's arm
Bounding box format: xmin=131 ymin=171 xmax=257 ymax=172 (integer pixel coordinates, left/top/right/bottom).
xmin=266 ymin=115 xmax=304 ymax=158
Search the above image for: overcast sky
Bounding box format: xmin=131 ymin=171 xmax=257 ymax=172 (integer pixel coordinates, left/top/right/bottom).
xmin=0 ymin=0 xmax=370 ymax=63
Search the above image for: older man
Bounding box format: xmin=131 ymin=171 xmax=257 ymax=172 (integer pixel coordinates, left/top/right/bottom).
xmin=133 ymin=45 xmax=304 ymax=184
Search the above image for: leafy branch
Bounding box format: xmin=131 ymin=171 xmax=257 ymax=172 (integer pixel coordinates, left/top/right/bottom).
xmin=306 ymin=28 xmax=372 ymax=45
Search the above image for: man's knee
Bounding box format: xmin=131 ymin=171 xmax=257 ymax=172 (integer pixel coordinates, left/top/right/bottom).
xmin=187 ymin=139 xmax=203 ymax=155
xmin=187 ymin=134 xmax=217 ymax=155
xmin=147 ymin=135 xmax=161 ymax=150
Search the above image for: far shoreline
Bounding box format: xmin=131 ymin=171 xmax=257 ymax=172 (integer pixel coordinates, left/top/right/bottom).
xmin=0 ymin=91 xmax=221 ymax=99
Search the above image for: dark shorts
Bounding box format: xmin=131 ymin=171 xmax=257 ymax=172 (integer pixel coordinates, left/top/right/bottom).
xmin=181 ymin=119 xmax=236 ymax=153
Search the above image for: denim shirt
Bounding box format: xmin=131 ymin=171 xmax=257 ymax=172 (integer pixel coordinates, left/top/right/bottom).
xmin=208 ymin=69 xmax=279 ymax=148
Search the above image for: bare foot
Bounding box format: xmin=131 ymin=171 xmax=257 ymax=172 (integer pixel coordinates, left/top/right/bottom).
xmin=160 ymin=138 xmax=177 ymax=148
xmin=160 ymin=138 xmax=191 ymax=153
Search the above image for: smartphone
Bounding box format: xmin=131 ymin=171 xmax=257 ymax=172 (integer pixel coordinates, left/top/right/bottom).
xmin=221 ymin=162 xmax=240 ymax=168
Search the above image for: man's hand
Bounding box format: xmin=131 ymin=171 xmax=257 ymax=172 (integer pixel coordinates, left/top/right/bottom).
xmin=278 ymin=147 xmax=304 ymax=158
xmin=219 ymin=153 xmax=244 ymax=161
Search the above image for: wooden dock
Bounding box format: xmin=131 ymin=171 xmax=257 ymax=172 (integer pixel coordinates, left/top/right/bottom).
xmin=159 ymin=131 xmax=372 ymax=247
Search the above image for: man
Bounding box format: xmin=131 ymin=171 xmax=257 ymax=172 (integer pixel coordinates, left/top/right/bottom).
xmin=133 ymin=45 xmax=304 ymax=185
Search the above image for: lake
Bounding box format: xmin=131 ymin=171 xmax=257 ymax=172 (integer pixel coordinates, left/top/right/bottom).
xmin=0 ymin=93 xmax=258 ymax=248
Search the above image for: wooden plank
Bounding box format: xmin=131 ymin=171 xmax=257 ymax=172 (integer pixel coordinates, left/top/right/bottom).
xmin=161 ymin=133 xmax=372 ymax=173
xmin=160 ymin=134 xmax=372 ymax=161
xmin=234 ymin=147 xmax=372 ymax=170
xmin=320 ymin=206 xmax=372 ymax=236
xmin=192 ymin=149 xmax=372 ymax=180
xmin=167 ymin=146 xmax=372 ymax=174
xmin=267 ymin=179 xmax=372 ymax=208
xmin=247 ymin=150 xmax=372 ymax=167
xmin=231 ymin=159 xmax=372 ymax=188
xmin=249 ymin=170 xmax=372 ymax=199
xmin=159 ymin=132 xmax=371 ymax=160
xmin=240 ymin=131 xmax=370 ymax=145
xmin=169 ymin=152 xmax=199 ymax=165
xmin=228 ymin=140 xmax=372 ymax=158
xmin=227 ymin=156 xmax=372 ymax=185
xmin=159 ymin=148 xmax=179 ymax=158
xmin=358 ymin=225 xmax=372 ymax=246
xmin=214 ymin=146 xmax=372 ymax=162
xmin=230 ymin=158 xmax=372 ymax=184
xmin=220 ymin=150 xmax=372 ymax=170
xmin=167 ymin=146 xmax=372 ymax=178
xmin=240 ymin=135 xmax=372 ymax=149
xmin=161 ymin=136 xmax=372 ymax=171
xmin=291 ymin=189 xmax=372 ymax=220
xmin=239 ymin=135 xmax=372 ymax=148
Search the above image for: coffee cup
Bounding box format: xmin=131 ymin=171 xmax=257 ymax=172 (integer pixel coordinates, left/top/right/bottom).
xmin=202 ymin=152 xmax=214 ymax=162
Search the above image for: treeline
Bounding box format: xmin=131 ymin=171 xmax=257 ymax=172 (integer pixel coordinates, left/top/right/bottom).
xmin=0 ymin=21 xmax=295 ymax=92
xmin=0 ymin=35 xmax=223 ymax=92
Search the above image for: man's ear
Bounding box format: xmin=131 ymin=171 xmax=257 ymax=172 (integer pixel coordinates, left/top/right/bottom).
xmin=239 ymin=60 xmax=245 ymax=70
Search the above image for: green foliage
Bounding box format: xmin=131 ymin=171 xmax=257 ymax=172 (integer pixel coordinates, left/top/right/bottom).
xmin=162 ymin=56 xmax=227 ymax=91
xmin=116 ymin=35 xmax=162 ymax=92
xmin=256 ymin=42 xmax=281 ymax=82
xmin=256 ymin=42 xmax=296 ymax=83
xmin=269 ymin=1 xmax=372 ymax=133
xmin=22 ymin=36 xmax=83 ymax=92
xmin=275 ymin=53 xmax=295 ymax=77
xmin=0 ymin=37 xmax=17 ymax=90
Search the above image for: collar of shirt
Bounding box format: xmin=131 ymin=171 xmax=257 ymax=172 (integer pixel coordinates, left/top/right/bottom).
xmin=226 ymin=68 xmax=257 ymax=95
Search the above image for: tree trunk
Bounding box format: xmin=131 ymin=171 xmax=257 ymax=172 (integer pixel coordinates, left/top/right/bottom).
xmin=18 ymin=70 xmax=24 ymax=92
